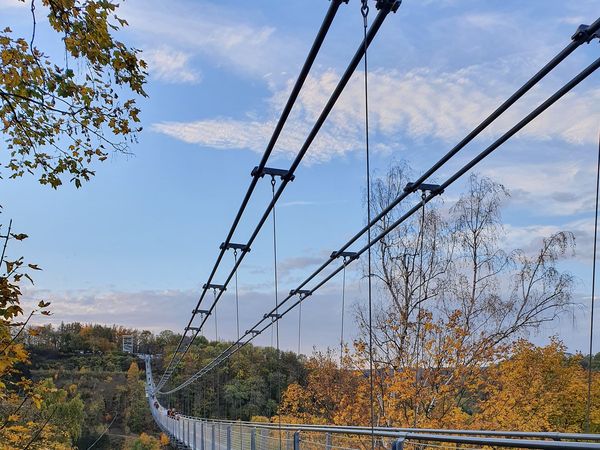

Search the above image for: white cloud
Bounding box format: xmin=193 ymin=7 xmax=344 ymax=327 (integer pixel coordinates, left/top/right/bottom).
xmin=22 ymin=284 xmax=358 ymax=353
xmin=152 ymin=63 xmax=599 ymax=162
xmin=151 ymin=116 xmax=363 ymax=164
xmin=482 ymin=160 xmax=596 ymax=217
xmin=122 ymin=0 xmax=300 ymax=81
xmin=144 ymin=46 xmax=201 ymax=84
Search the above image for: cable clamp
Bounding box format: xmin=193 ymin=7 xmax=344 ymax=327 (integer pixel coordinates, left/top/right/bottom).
xmin=376 ymin=0 xmax=401 ymax=13
xmin=572 ymin=24 xmax=600 ymax=44
xmin=185 ymin=326 xmax=200 ymax=332
xmin=203 ymin=283 xmax=226 ymax=291
xmin=290 ymin=289 xmax=312 ymax=299
xmin=251 ymin=166 xmax=295 ymax=182
xmin=330 ymin=251 xmax=359 ymax=261
xmin=404 ymin=182 xmax=443 ymax=195
xmin=192 ymin=309 xmax=211 ymax=316
xmin=246 ymin=329 xmax=261 ymax=336
xmin=264 ymin=312 xmax=282 ymax=320
xmin=220 ymin=242 xmax=250 ymax=252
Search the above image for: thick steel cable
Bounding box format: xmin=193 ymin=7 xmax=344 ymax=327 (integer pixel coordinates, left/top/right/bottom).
xmin=157 ymin=16 xmax=599 ymax=393
xmin=360 ymin=0 xmax=375 ymax=446
xmin=155 ymin=0 xmax=347 ymax=390
xmin=159 ymin=56 xmax=600 ymax=395
xmin=586 ymin=131 xmax=600 ymax=432
xmin=155 ymin=2 xmax=399 ymax=395
xmin=205 ymin=19 xmax=600 ymax=356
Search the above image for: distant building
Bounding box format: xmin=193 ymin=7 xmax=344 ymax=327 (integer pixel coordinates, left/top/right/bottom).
xmin=122 ymin=335 xmax=135 ymax=353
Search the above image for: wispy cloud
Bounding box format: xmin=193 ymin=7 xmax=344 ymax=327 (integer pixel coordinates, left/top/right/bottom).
xmin=152 ymin=62 xmax=599 ymax=162
xmin=279 ymin=200 xmax=319 ymax=208
xmin=122 ymin=0 xmax=301 ymax=81
xmin=482 ymin=159 xmax=597 ymax=217
xmin=144 ymin=46 xmax=201 ymax=84
xmin=23 ymin=285 xmax=356 ymax=353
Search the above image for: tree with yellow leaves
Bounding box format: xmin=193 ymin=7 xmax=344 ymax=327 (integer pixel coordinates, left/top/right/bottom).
xmin=354 ymin=166 xmax=575 ymax=428
xmin=126 ymin=432 xmax=161 ymax=450
xmin=1 ymin=0 xmax=146 ymax=446
xmin=279 ymin=349 xmax=366 ymax=425
xmin=476 ymin=339 xmax=600 ymax=432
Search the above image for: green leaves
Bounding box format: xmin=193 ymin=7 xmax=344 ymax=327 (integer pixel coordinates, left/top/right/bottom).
xmin=0 ymin=0 xmax=147 ymax=188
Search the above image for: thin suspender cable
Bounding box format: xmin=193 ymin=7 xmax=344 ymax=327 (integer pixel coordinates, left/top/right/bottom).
xmin=271 ymin=176 xmax=283 ymax=450
xmin=162 ymin=57 xmax=600 ymax=395
xmin=298 ymin=297 xmax=302 ymax=355
xmin=234 ymin=250 xmax=240 ymax=342
xmin=213 ymin=288 xmax=219 ymax=418
xmin=155 ymin=1 xmax=346 ymax=390
xmin=340 ymin=261 xmax=347 ymax=367
xmin=413 ymin=194 xmax=426 ymax=427
xmin=214 ymin=289 xmax=219 ymax=342
xmin=586 ymin=131 xmax=600 ymax=432
xmin=233 ymin=249 xmax=242 ymax=421
xmin=360 ymin=0 xmax=375 ymax=446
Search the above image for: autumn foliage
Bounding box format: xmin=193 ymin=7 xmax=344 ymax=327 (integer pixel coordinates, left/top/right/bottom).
xmin=280 ymin=339 xmax=600 ymax=432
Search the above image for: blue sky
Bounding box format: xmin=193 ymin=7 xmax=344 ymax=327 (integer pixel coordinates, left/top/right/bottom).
xmin=1 ymin=0 xmax=599 ymax=354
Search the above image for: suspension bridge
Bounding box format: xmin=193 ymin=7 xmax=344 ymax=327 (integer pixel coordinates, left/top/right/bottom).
xmin=142 ymin=1 xmax=600 ymax=449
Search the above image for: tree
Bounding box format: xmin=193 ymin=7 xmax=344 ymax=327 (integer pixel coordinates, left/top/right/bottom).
xmin=126 ymin=432 xmax=161 ymax=450
xmin=476 ymin=339 xmax=600 ymax=432
xmin=279 ymin=349 xmax=366 ymax=425
xmin=1 ymin=2 xmax=146 ymax=446
xmin=1 ymin=0 xmax=146 ymax=188
xmin=125 ymin=361 xmax=153 ymax=433
xmin=354 ymin=164 xmax=575 ymax=427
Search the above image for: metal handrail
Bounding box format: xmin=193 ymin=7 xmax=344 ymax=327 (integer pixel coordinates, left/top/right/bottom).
xmin=180 ymin=416 xmax=600 ymax=442
xmin=146 ymin=356 xmax=600 ymax=450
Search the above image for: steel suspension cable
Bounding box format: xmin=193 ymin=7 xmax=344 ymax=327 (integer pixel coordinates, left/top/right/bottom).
xmin=270 ymin=176 xmax=283 ymax=450
xmin=155 ymin=0 xmax=347 ymax=390
xmin=156 ymin=15 xmax=599 ymax=396
xmin=155 ymin=1 xmax=400 ymax=395
xmin=156 ymin=17 xmax=600 ymax=393
xmin=360 ymin=0 xmax=376 ymax=446
xmin=161 ymin=56 xmax=600 ymax=395
xmin=340 ymin=261 xmax=347 ymax=367
xmin=234 ymin=250 xmax=240 ymax=342
xmin=413 ymin=193 xmax=427 ymax=427
xmin=214 ymin=289 xmax=219 ymax=342
xmin=205 ymin=18 xmax=600 ymax=345
xmin=586 ymin=131 xmax=600 ymax=432
xmin=298 ymin=296 xmax=302 ymax=355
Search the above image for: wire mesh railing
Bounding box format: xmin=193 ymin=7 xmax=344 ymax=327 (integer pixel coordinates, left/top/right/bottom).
xmin=146 ymin=356 xmax=600 ymax=450
xmin=148 ymin=410 xmax=600 ymax=450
